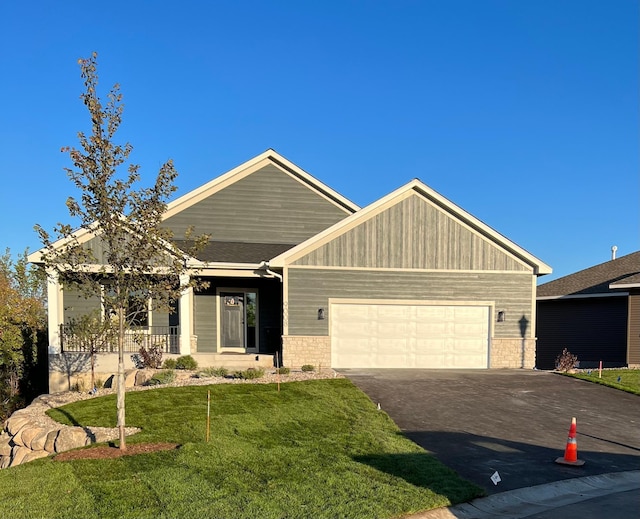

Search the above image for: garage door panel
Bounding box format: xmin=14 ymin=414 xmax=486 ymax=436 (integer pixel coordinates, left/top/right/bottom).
xmin=331 ymin=303 xmax=489 ymax=369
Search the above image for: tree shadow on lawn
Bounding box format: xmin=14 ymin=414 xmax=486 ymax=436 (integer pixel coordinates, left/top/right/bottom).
xmin=385 ymin=430 xmax=640 ymax=495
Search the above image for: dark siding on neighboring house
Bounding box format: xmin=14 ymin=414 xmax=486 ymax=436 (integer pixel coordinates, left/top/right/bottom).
xmin=536 ymin=297 xmax=628 ymax=369
xmin=628 ymin=291 xmax=640 ymax=365
xmin=163 ymin=165 xmax=351 ymax=245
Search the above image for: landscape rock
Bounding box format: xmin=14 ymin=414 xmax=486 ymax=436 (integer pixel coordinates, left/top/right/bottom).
xmin=10 ymin=445 xmax=30 ymax=466
xmin=22 ymin=450 xmax=50 ymax=463
xmin=135 ymin=369 xmax=154 ymax=386
xmin=44 ymin=430 xmax=59 ymax=453
xmin=18 ymin=427 xmax=46 ymax=450
xmin=55 ymin=428 xmax=90 ymax=453
xmin=30 ymin=429 xmax=53 ymax=451
xmin=0 ymin=435 xmax=12 ymax=457
xmin=6 ymin=415 xmax=31 ymax=437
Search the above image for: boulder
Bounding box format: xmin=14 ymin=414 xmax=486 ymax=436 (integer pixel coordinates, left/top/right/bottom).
xmin=135 ymin=369 xmax=154 ymax=386
xmin=0 ymin=455 xmax=10 ymax=469
xmin=44 ymin=430 xmax=59 ymax=453
xmin=0 ymin=435 xmax=12 ymax=457
xmin=124 ymin=370 xmax=138 ymax=388
xmin=18 ymin=427 xmax=46 ymax=450
xmin=10 ymin=445 xmax=30 ymax=466
xmin=22 ymin=450 xmax=50 ymax=463
xmin=54 ymin=427 xmax=90 ymax=453
xmin=30 ymin=428 xmax=54 ymax=451
xmin=6 ymin=415 xmax=31 ymax=437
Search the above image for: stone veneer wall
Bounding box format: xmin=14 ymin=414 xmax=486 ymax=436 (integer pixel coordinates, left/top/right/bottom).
xmin=282 ymin=336 xmax=331 ymax=370
xmin=490 ymin=338 xmax=536 ymax=369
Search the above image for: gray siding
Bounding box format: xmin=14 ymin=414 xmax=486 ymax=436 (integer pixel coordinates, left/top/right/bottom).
xmin=194 ymin=293 xmax=217 ymax=353
xmin=63 ymin=288 xmax=101 ymax=323
xmin=163 ymin=165 xmax=351 ymax=244
xmin=287 ymin=268 xmax=533 ymax=339
xmin=294 ymin=194 xmax=530 ymax=271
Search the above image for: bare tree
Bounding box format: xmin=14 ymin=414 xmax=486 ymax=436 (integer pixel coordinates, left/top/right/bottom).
xmin=35 ymin=53 xmax=207 ymax=450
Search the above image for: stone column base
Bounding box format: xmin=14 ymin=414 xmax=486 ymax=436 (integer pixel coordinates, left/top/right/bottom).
xmin=282 ymin=336 xmax=331 ymax=370
xmin=490 ymin=338 xmax=536 ymax=368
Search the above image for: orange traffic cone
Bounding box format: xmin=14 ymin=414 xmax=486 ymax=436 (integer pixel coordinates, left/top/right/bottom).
xmin=555 ymin=417 xmax=585 ymax=466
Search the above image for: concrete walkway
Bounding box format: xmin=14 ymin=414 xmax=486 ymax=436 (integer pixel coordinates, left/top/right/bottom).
xmin=413 ymin=470 xmax=639 ymax=518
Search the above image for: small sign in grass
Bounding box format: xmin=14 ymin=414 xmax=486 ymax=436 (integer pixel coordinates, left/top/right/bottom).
xmin=564 ymin=369 xmax=640 ymax=395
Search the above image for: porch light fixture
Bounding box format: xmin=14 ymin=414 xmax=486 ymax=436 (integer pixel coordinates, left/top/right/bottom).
xmin=318 ymin=308 xmax=326 ymax=320
xmin=497 ymin=310 xmax=506 ymax=322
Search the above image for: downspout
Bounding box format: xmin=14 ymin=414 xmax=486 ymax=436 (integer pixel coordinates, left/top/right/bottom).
xmin=260 ymin=261 xmax=283 ymax=282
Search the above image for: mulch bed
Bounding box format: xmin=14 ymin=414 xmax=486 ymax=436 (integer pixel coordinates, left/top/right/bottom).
xmin=54 ymin=442 xmax=180 ymax=461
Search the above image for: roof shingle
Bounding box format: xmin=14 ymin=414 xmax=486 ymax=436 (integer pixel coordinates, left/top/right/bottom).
xmin=537 ymin=251 xmax=640 ymax=297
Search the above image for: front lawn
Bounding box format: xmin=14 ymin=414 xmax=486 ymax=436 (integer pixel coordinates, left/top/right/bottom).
xmin=564 ymin=369 xmax=640 ymax=395
xmin=0 ymin=379 xmax=482 ymax=519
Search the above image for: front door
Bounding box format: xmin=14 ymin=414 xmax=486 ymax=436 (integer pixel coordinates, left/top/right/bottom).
xmin=219 ymin=290 xmax=258 ymax=352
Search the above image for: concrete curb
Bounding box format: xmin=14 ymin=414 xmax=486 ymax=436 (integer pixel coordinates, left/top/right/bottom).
xmin=410 ymin=470 xmax=640 ymax=519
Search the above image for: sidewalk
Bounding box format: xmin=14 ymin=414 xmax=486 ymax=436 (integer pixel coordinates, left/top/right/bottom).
xmin=412 ymin=470 xmax=640 ymax=519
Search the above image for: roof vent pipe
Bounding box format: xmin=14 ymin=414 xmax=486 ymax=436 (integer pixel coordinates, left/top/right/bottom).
xmin=611 ymin=245 xmax=618 ymax=260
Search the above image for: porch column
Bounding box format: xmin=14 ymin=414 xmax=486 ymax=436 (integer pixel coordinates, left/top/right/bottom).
xmin=179 ymin=274 xmax=193 ymax=355
xmin=46 ymin=268 xmax=63 ymax=354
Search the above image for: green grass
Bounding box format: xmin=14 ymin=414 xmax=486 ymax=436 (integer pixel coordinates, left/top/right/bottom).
xmin=564 ymin=369 xmax=640 ymax=395
xmin=0 ymin=379 xmax=482 ymax=519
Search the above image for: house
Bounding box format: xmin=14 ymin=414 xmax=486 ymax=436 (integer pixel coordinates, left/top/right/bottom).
xmin=30 ymin=150 xmax=552 ymax=392
xmin=536 ymin=250 xmax=640 ymax=369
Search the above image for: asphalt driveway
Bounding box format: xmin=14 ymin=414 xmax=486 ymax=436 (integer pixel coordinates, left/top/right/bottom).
xmin=342 ymin=369 xmax=640 ymax=494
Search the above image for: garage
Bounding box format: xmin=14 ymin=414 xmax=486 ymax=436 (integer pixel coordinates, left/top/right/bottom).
xmin=330 ymin=301 xmax=490 ymax=369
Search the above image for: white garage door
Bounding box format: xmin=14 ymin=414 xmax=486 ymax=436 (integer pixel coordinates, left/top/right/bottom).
xmin=331 ymin=303 xmax=489 ymax=369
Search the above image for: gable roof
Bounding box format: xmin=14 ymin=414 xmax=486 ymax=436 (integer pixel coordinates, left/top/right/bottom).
xmin=29 ymin=150 xmax=360 ymax=266
xmin=269 ymin=178 xmax=552 ymax=275
xmin=163 ymin=149 xmax=359 ymax=219
xmin=537 ymin=250 xmax=640 ymax=298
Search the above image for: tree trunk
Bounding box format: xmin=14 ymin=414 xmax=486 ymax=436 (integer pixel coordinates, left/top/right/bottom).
xmin=117 ymin=306 xmax=126 ymax=450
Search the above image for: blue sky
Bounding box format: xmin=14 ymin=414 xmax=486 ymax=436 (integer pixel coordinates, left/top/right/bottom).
xmin=0 ymin=1 xmax=637 ymax=282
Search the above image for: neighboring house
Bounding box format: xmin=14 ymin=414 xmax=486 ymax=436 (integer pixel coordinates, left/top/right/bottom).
xmin=536 ymin=251 xmax=640 ymax=370
xmin=30 ymin=150 xmax=551 ymax=392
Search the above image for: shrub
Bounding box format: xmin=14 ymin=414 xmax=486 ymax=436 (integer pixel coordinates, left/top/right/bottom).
xmin=276 ymin=366 xmax=290 ymax=375
xmin=137 ymin=344 xmax=164 ymax=369
xmin=146 ymin=370 xmax=176 ymax=386
xmin=555 ymin=348 xmax=579 ymax=372
xmin=71 ymin=379 xmax=86 ymax=392
xmin=162 ymin=358 xmax=177 ymax=369
xmin=301 ymin=364 xmax=315 ymax=372
xmin=94 ymin=378 xmax=104 ymax=389
xmin=198 ymin=366 xmax=229 ymax=378
xmin=175 ymin=355 xmax=198 ymax=370
xmin=233 ymin=367 xmax=265 ymax=380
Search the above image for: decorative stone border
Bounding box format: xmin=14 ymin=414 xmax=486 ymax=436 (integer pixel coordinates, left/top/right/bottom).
xmin=0 ymin=392 xmax=139 ymax=469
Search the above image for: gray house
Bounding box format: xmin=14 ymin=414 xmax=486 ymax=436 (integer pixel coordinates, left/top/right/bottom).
xmin=30 ymin=150 xmax=551 ymax=391
xmin=536 ymin=251 xmax=640 ymax=369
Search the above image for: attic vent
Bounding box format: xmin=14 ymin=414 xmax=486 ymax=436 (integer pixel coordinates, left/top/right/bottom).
xmin=611 ymin=245 xmax=618 ymax=260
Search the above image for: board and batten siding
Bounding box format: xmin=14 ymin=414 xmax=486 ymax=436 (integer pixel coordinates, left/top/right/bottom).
xmin=163 ymin=165 xmax=351 ymax=244
xmin=292 ymin=194 xmax=531 ymax=271
xmin=286 ymin=268 xmax=533 ymax=339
